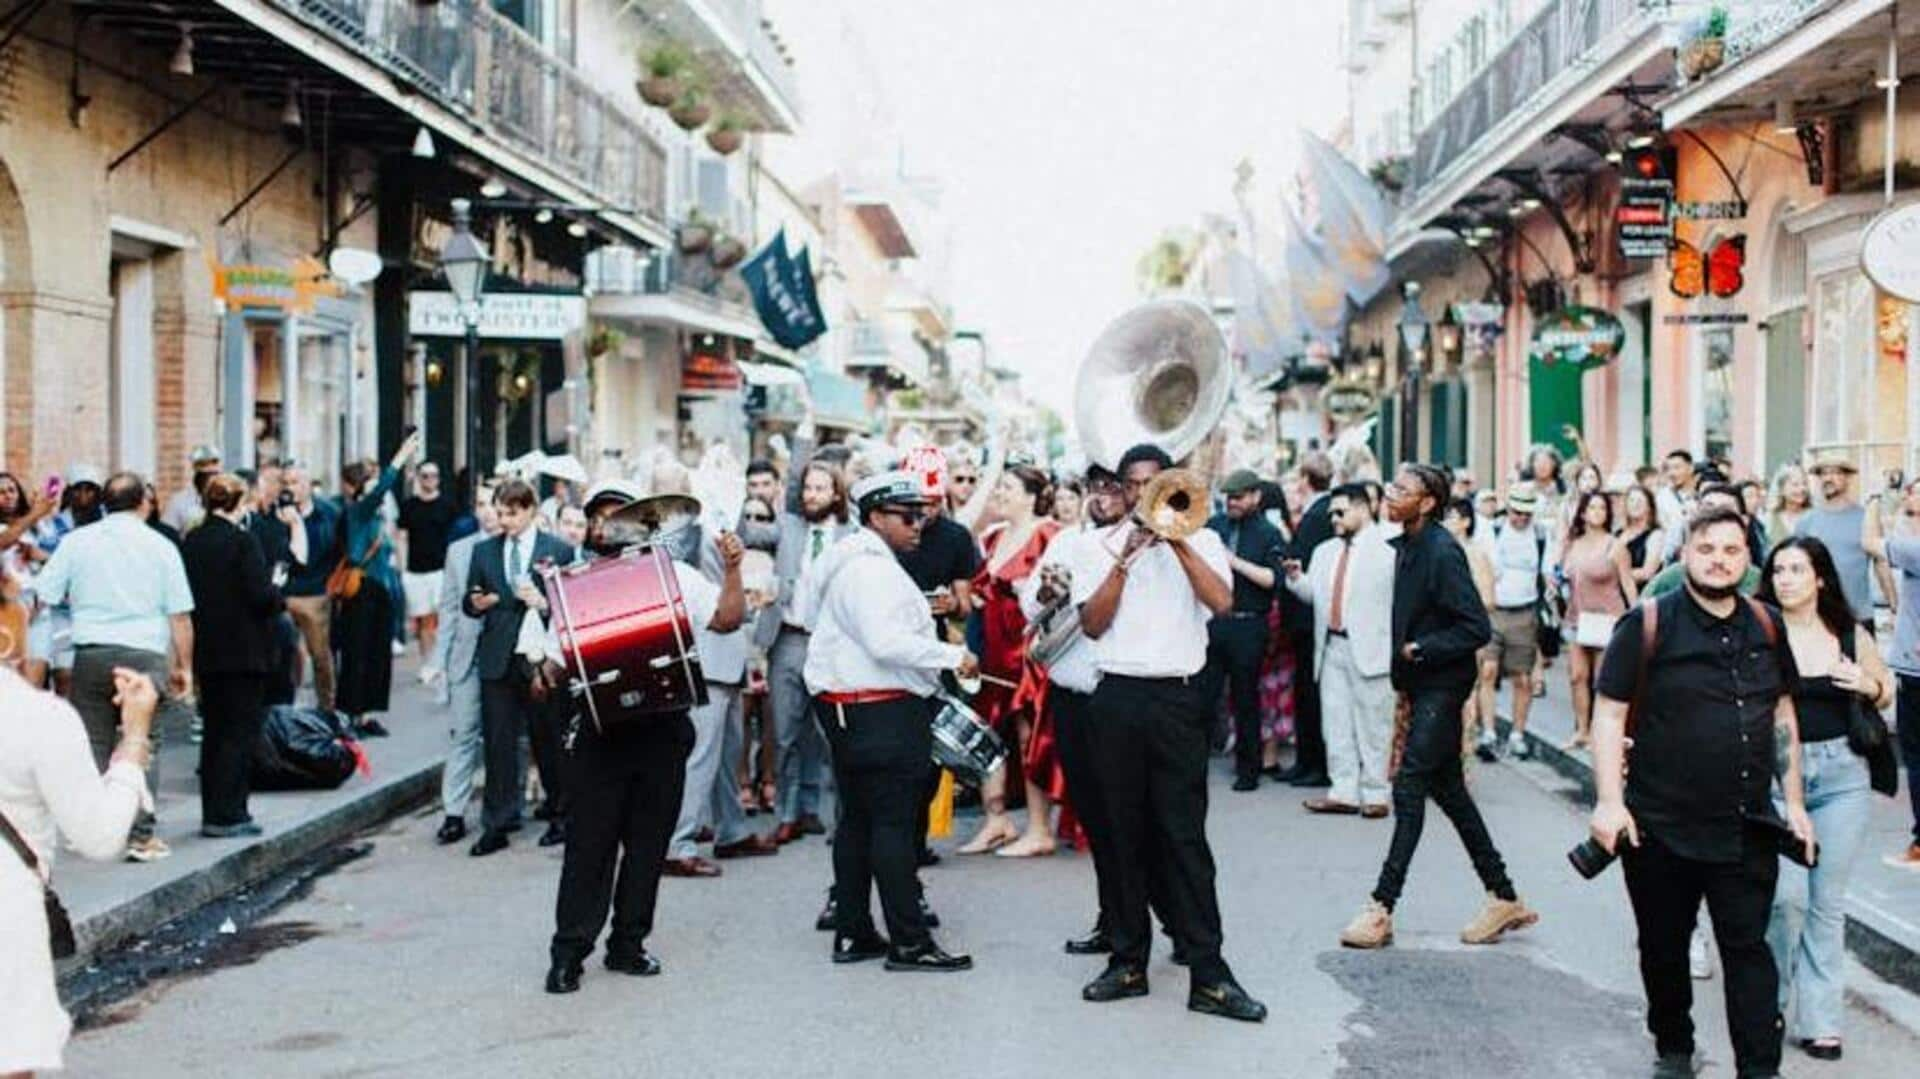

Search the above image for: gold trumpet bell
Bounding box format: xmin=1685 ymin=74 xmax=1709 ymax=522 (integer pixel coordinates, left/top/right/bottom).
xmin=1137 ymin=468 xmax=1210 ymax=541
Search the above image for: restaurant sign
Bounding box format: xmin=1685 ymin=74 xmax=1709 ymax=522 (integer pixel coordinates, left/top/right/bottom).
xmin=1616 ymin=177 xmax=1675 ymax=259
xmin=1862 ymin=205 xmax=1920 ymax=304
xmin=1322 ymin=377 xmax=1379 ymax=422
xmin=408 ymin=291 xmax=586 ymax=340
xmin=211 ymin=255 xmax=345 ymax=312
xmin=1529 ymin=305 xmax=1625 ymax=368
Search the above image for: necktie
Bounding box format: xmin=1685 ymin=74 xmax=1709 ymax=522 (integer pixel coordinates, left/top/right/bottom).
xmin=810 ymin=526 xmax=825 ymax=562
xmin=1328 ymin=539 xmax=1353 ymax=633
xmin=508 ymin=536 xmax=523 ymax=584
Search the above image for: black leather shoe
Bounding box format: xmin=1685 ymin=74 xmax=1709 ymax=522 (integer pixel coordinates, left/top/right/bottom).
xmin=544 ymin=963 xmax=582 ymax=994
xmin=1082 ymin=965 xmax=1149 ymax=1002
xmin=469 ymin=830 xmax=509 ymax=857
xmin=1289 ymin=771 xmax=1332 ymax=788
xmin=1269 ymin=764 xmax=1303 ymax=783
xmin=797 ymin=813 xmax=827 ymax=836
xmin=1064 ymin=928 xmax=1113 ymax=955
xmin=604 ymin=952 xmax=662 ymax=977
xmin=815 ymin=893 xmax=837 ymax=932
xmin=1800 ymin=1039 xmax=1843 ymax=1061
xmin=917 ymin=847 xmax=942 ymax=868
xmin=1651 ymin=1051 xmax=1697 ymax=1078
xmin=918 ymin=894 xmax=941 ymax=929
xmin=435 ymin=816 xmax=467 ymax=845
xmin=1188 ymin=979 xmax=1268 ymax=1022
xmin=354 ymin=718 xmax=390 ymax=738
xmin=538 ymin=822 xmax=568 ymax=847
xmin=831 ymin=933 xmax=890 ymax=964
xmin=884 ymin=943 xmax=972 ymax=972
xmin=1232 ymin=774 xmax=1259 ymax=792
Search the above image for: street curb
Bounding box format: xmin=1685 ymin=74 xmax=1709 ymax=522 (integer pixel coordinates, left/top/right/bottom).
xmin=62 ymin=760 xmax=441 ymax=966
xmin=1496 ymin=718 xmax=1920 ymax=998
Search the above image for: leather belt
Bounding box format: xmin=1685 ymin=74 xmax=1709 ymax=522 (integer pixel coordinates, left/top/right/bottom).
xmin=1326 ymin=628 xmax=1349 ymax=638
xmin=818 ymin=689 xmax=913 ymax=706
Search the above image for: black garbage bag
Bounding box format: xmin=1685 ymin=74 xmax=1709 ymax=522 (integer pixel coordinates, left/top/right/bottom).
xmin=252 ymin=705 xmax=363 ymax=791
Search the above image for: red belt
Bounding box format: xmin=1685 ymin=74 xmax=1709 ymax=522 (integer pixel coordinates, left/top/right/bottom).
xmin=819 ymin=689 xmax=914 ymax=706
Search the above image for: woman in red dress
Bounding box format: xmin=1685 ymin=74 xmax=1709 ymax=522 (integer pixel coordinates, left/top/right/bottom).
xmin=956 ymin=466 xmax=1063 ymax=856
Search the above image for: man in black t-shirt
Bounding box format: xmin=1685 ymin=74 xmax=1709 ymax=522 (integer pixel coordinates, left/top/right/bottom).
xmin=399 ymin=462 xmax=459 ymax=663
xmin=1588 ymin=505 xmax=1812 ymax=1079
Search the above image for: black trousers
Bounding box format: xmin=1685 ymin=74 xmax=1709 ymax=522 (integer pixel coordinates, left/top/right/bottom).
xmin=1622 ymin=831 xmax=1782 ymax=1077
xmin=817 ymin=695 xmax=932 ymax=947
xmin=530 ymin=691 xmax=570 ymax=820
xmin=198 ymin=672 xmax=266 ymax=827
xmin=551 ymin=713 xmax=693 ymax=966
xmin=480 ymin=673 xmax=532 ymax=835
xmin=1197 ymin=615 xmax=1269 ymax=777
xmin=1052 ymin=685 xmax=1117 ymax=925
xmin=1089 ymin=674 xmax=1230 ymax=984
xmin=1291 ymin=628 xmax=1326 ymax=776
xmin=1371 ymin=685 xmax=1514 ymax=909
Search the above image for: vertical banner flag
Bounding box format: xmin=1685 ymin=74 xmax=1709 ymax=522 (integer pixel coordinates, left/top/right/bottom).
xmin=743 ymin=230 xmax=827 ymax=350
xmin=1280 ymin=192 xmax=1350 ymax=347
xmin=1300 ymin=130 xmax=1392 ymax=306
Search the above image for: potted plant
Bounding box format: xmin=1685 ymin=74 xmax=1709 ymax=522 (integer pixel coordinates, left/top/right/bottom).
xmin=677 ymin=211 xmax=712 ymax=255
xmin=669 ymin=88 xmax=712 ymax=132
xmin=1368 ymin=155 xmax=1410 ymax=193
xmin=709 ymin=234 xmax=747 ymax=270
xmin=637 ymin=41 xmax=692 ymax=108
xmin=585 ymin=324 xmax=625 ymax=358
xmin=1679 ymin=6 xmax=1728 ymax=79
xmin=706 ymin=114 xmax=745 ymax=156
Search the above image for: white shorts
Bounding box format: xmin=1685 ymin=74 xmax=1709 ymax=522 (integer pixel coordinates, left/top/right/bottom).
xmin=402 ymin=571 xmax=444 ymax=619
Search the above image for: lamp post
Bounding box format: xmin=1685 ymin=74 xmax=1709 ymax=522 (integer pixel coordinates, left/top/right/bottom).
xmin=440 ymin=198 xmax=489 ymax=491
xmin=1397 ymin=285 xmax=1430 ymax=463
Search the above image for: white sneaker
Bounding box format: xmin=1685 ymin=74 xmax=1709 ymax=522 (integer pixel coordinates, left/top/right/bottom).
xmin=1689 ymin=928 xmax=1714 ymax=980
xmin=391 ymin=640 xmax=407 ymax=657
xmin=1506 ymin=732 xmax=1531 ymax=760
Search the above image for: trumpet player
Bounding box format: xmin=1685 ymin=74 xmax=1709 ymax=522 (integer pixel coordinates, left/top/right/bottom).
xmin=1076 ymin=444 xmax=1267 ymax=1023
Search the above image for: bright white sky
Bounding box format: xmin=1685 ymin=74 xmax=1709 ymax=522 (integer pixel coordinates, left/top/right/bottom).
xmin=796 ymin=0 xmax=1348 ymax=419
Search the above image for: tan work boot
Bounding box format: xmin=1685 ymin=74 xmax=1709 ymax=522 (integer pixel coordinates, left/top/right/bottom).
xmin=1339 ymin=899 xmax=1393 ymax=949
xmin=1460 ymin=893 xmax=1539 ymax=945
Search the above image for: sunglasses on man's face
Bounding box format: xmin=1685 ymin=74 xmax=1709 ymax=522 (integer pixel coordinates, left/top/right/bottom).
xmin=879 ymin=507 xmax=927 ymax=525
xmin=742 ymin=512 xmax=775 ymax=524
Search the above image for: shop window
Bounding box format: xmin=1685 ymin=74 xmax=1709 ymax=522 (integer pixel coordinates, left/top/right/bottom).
xmin=251 ymin=320 xmax=287 ymax=468
xmin=1700 ymin=327 xmax=1735 ymax=465
xmin=1811 ymin=273 xmax=1879 ymax=448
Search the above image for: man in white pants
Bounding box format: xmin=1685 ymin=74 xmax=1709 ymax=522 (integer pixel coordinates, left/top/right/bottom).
xmin=1286 ymin=483 xmax=1396 ymax=818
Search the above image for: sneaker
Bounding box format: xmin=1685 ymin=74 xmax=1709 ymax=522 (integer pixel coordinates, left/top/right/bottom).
xmin=1506 ymin=732 xmax=1531 ymax=760
xmin=391 ymin=640 xmax=407 ymax=657
xmin=1475 ymin=732 xmax=1499 ymax=763
xmin=125 ymin=836 xmax=172 ymax=862
xmin=1689 ymin=928 xmax=1714 ymax=980
xmin=1339 ymin=900 xmax=1393 ymax=949
xmin=1460 ymin=893 xmax=1539 ymax=944
xmin=1884 ymin=843 xmax=1920 ymax=871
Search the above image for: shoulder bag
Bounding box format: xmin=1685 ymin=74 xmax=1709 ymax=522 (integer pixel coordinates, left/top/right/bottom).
xmin=1839 ymin=626 xmax=1900 ymax=797
xmin=325 ymin=526 xmax=383 ymax=602
xmin=0 ymin=808 xmax=77 ymax=959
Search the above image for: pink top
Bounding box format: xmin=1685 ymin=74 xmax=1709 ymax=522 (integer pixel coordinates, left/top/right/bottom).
xmin=1565 ymin=535 xmax=1627 ymax=621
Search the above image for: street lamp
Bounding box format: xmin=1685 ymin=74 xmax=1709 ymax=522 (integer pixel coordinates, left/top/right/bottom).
xmin=440 ymin=198 xmax=489 ymax=489
xmin=1397 ymin=287 xmax=1430 ymax=462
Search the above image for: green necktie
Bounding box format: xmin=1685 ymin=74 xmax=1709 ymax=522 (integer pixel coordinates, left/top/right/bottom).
xmin=508 ymin=536 xmax=523 ymax=583
xmin=810 ymin=526 xmax=825 ymax=561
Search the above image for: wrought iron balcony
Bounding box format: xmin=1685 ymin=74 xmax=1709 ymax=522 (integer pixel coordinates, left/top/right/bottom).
xmin=276 ymin=0 xmax=667 ymax=223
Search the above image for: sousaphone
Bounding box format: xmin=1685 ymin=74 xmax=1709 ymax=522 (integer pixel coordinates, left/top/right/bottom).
xmin=1075 ymin=299 xmax=1232 ymax=472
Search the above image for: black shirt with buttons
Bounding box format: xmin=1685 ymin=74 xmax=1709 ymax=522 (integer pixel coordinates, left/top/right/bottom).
xmin=1595 ymin=589 xmax=1798 ymax=865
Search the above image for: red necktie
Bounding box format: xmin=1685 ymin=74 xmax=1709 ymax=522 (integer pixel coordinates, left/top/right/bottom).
xmin=1328 ymin=541 xmax=1353 ymax=633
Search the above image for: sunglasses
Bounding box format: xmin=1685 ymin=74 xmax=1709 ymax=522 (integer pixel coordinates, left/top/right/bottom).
xmin=878 ymin=506 xmax=928 ymax=525
xmin=950 ymin=475 xmax=978 ymax=485
xmin=742 ymin=512 xmax=775 ymax=523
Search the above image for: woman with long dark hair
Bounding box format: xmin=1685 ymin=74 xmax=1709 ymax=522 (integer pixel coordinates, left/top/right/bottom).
xmin=1562 ymin=490 xmax=1636 ymax=749
xmin=1756 ymin=537 xmax=1891 ymax=1062
xmin=956 ymin=465 xmax=1062 ymax=857
xmin=1620 ymin=484 xmax=1665 ymax=586
xmin=333 ymin=433 xmax=421 ymax=737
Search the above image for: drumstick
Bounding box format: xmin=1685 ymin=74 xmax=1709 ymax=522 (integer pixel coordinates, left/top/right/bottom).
xmin=975 ymin=673 xmax=1020 ymax=691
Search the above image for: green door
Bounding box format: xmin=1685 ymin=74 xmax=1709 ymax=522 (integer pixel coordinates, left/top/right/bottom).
xmin=1764 ymin=307 xmax=1806 ymax=475
xmin=1429 ymin=379 xmax=1467 ymax=467
xmin=1374 ymin=397 xmax=1397 ymax=467
xmin=1529 ymin=356 xmax=1585 ymax=460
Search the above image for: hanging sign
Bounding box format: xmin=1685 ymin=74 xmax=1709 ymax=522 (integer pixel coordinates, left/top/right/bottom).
xmin=408 ymin=291 xmax=585 ymax=340
xmin=1616 ymin=176 xmax=1675 ymax=259
xmin=1529 ymin=306 xmax=1625 ymax=367
xmin=1674 ymin=200 xmax=1748 ymax=221
xmin=1862 ymin=205 xmax=1920 ymax=303
xmin=211 ymin=254 xmax=345 ymax=312
xmin=1322 ymin=377 xmax=1379 ymax=422
xmin=1670 ymin=235 xmax=1746 ymax=299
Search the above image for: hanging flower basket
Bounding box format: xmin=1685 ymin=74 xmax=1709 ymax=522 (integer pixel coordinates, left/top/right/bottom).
xmin=677 ymin=222 xmax=712 ymax=254
xmin=638 ymin=76 xmax=683 ymax=108
xmin=706 ymin=127 xmax=744 ymax=155
xmin=637 ymin=41 xmax=692 ymax=107
xmin=669 ymin=94 xmax=712 ymax=132
xmin=709 ymin=237 xmax=747 ymax=270
xmin=1679 ymin=37 xmax=1725 ymax=79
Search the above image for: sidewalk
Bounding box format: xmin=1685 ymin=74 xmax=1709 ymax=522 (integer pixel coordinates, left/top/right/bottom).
xmin=56 ymin=655 xmax=447 ymax=964
xmin=1498 ymin=663 xmax=1920 ymax=994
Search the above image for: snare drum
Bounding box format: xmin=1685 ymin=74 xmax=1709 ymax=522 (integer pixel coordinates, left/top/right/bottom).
xmin=930 ymin=693 xmax=1007 ymax=785
xmin=543 ymin=546 xmax=708 ymax=732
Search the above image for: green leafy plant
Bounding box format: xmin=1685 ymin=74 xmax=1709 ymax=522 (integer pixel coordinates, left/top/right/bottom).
xmin=1703 ymin=6 xmax=1729 ymax=39
xmin=640 ymin=40 xmax=693 ymax=80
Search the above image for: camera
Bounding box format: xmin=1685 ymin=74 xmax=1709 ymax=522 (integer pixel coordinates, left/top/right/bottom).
xmin=1567 ymin=834 xmax=1623 ymax=879
xmin=277 ymin=490 xmax=297 ymax=510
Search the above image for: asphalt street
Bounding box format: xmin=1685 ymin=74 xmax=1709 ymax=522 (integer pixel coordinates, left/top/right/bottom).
xmin=69 ymin=753 xmax=1920 ymax=1078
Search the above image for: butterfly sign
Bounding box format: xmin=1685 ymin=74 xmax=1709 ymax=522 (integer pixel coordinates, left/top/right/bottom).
xmin=1669 ymin=234 xmax=1746 ymax=299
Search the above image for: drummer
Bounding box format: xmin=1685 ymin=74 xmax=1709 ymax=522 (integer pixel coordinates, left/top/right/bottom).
xmin=798 ymin=470 xmax=979 ymax=971
xmin=538 ymin=479 xmax=747 ymax=994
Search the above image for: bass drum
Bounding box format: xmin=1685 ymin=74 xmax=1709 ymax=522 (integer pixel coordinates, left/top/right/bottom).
xmin=930 ymin=693 xmax=1007 ymax=785
xmin=543 ymin=545 xmax=708 ymax=732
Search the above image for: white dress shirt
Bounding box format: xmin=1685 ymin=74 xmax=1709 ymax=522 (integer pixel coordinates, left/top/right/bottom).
xmin=1074 ymin=522 xmax=1230 ymax=679
xmin=1019 ymin=525 xmax=1102 ymax=694
xmin=803 ymin=528 xmax=966 ymax=696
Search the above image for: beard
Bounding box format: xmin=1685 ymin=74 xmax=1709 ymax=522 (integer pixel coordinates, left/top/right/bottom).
xmin=1687 ymin=574 xmax=1741 ymax=601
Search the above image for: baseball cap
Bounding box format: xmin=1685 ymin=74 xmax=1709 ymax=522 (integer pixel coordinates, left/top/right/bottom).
xmin=852 ymin=470 xmax=930 ymax=515
xmin=66 ymin=463 xmax=105 ymax=488
xmin=190 ymin=444 xmax=221 ymax=466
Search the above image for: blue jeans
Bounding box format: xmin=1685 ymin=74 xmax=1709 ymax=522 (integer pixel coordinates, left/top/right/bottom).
xmin=1766 ymin=738 xmax=1872 ymax=1041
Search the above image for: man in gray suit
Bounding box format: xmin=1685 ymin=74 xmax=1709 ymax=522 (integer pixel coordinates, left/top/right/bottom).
xmin=429 ymin=485 xmax=499 ymax=845
xmin=739 ymin=452 xmax=853 ymax=845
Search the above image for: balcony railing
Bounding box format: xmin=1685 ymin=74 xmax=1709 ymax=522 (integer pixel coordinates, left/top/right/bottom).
xmin=1409 ymin=0 xmax=1652 ymax=194
xmin=699 ymin=0 xmax=804 ymax=118
xmin=1688 ymin=0 xmax=1832 ymax=79
xmin=844 ymin=320 xmax=929 ymax=387
xmin=276 ymin=0 xmax=667 ymax=224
